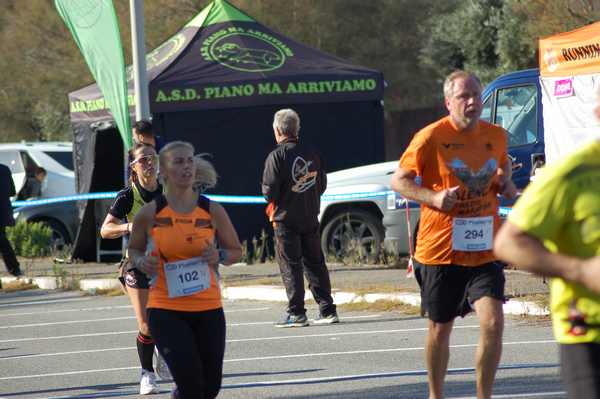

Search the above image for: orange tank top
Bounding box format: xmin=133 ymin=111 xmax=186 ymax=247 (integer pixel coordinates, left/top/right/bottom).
xmin=147 ymin=194 xmax=222 ymax=312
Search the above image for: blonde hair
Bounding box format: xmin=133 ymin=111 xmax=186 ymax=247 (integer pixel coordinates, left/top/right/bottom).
xmin=194 ymin=153 xmax=218 ymax=193
xmin=158 ymin=141 xmax=195 ymax=185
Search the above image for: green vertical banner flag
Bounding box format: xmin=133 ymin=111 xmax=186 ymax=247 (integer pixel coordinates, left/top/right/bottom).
xmin=55 ymin=0 xmax=132 ymax=149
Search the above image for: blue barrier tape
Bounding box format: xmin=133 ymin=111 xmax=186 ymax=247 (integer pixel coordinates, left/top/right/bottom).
xmin=12 ymin=190 xmax=399 ymax=208
xmin=11 ymin=191 xmax=514 ymax=215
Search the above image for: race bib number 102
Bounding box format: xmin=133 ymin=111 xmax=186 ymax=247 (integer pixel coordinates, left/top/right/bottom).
xmin=452 ymin=216 xmax=493 ymax=252
xmin=164 ymin=257 xmax=211 ymax=298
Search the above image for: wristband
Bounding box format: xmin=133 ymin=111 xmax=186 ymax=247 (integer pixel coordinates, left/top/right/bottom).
xmin=218 ymin=249 xmax=227 ymax=264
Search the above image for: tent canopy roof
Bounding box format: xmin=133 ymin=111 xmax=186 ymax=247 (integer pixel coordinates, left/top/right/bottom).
xmin=69 ymin=0 xmax=384 ymax=120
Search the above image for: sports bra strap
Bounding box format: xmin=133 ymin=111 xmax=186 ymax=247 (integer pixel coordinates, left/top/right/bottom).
xmin=154 ymin=194 xmax=168 ymax=214
xmin=154 ymin=194 xmax=210 ymax=214
xmin=197 ymin=195 xmax=210 ymax=213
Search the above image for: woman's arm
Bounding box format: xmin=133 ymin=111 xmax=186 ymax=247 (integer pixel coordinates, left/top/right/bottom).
xmin=210 ymin=202 xmax=243 ymax=266
xmin=100 ymin=213 xmax=130 ymax=239
xmin=127 ymin=203 xmax=158 ymax=276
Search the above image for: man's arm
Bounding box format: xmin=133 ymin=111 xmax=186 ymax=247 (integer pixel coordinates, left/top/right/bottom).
xmin=318 ymin=154 xmax=326 ymax=195
xmin=390 ymin=167 xmax=459 ymax=211
xmin=6 ymin=168 xmax=15 ymax=197
xmin=261 ymin=153 xmax=281 ymax=203
xmin=497 ymin=158 xmax=517 ymax=199
xmin=494 ymin=221 xmax=600 ymax=294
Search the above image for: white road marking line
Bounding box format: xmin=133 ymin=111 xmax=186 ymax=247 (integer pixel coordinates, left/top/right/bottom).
xmin=224 ymin=339 xmax=556 ymax=363
xmin=450 ymin=392 xmax=566 ymax=398
xmin=5 ymin=363 xmax=558 ymax=388
xmin=0 ymin=305 xmax=271 ymax=318
xmin=227 ymin=325 xmax=481 ymax=343
xmin=0 ymin=323 xmax=476 ymax=344
xmin=0 ymin=346 xmax=134 ymax=360
xmin=0 ymin=316 xmax=136 ymax=329
xmin=0 ymin=338 xmax=555 ymax=363
xmin=0 ymin=297 xmax=91 ymax=308
xmin=0 ymin=366 xmax=138 ymax=380
xmin=0 ymin=331 xmax=138 ymax=344
xmin=0 ymin=305 xmax=133 ymax=317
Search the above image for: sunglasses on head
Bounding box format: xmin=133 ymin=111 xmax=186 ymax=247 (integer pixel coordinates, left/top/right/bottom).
xmin=131 ymin=155 xmax=156 ymax=166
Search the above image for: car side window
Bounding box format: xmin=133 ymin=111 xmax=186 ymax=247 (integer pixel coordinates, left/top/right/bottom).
xmin=495 ymin=85 xmax=538 ymax=148
xmin=20 ymin=151 xmax=39 ymax=177
xmin=481 ymin=94 xmax=493 ymax=123
xmin=0 ymin=150 xmax=25 ymax=174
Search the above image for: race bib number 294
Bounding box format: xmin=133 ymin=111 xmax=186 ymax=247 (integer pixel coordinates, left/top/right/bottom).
xmin=452 ymin=216 xmax=493 ymax=252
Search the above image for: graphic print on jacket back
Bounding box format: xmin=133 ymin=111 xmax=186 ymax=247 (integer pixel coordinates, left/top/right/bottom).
xmin=291 ymin=156 xmax=318 ymax=193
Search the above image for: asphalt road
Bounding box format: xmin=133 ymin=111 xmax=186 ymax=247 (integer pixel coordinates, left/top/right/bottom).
xmin=0 ymin=289 xmax=566 ymax=399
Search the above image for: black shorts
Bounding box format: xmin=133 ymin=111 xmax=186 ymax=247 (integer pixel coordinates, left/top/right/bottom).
xmin=561 ymin=343 xmax=600 ymax=399
xmin=117 ymin=259 xmax=150 ymax=290
xmin=414 ymin=260 xmax=505 ymax=323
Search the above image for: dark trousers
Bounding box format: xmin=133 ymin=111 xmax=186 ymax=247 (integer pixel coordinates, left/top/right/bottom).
xmin=274 ymin=222 xmax=336 ymax=317
xmin=148 ymin=307 xmax=226 ymax=399
xmin=0 ymin=226 xmax=19 ymax=273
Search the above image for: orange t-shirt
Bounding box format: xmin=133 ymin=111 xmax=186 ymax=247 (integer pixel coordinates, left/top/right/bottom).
xmin=147 ymin=196 xmax=222 ymax=312
xmin=399 ymin=116 xmax=508 ymax=266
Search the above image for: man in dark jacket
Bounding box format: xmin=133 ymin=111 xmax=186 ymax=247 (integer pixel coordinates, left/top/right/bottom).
xmin=0 ymin=163 xmax=21 ymax=277
xmin=262 ymin=108 xmax=338 ymax=327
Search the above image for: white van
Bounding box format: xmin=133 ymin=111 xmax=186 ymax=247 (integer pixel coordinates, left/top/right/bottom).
xmin=0 ymin=142 xmax=75 ymax=199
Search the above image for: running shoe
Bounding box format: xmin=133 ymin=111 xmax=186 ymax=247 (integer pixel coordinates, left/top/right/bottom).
xmin=154 ymin=346 xmax=172 ymax=381
xmin=275 ymin=313 xmax=309 ymax=328
xmin=139 ymin=369 xmax=159 ymax=395
xmin=313 ymin=312 xmax=340 ymax=325
xmin=9 ymin=267 xmax=23 ymax=277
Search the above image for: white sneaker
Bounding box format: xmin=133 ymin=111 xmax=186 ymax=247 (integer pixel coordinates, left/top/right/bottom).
xmin=154 ymin=346 xmax=172 ymax=381
xmin=139 ymin=369 xmax=159 ymax=395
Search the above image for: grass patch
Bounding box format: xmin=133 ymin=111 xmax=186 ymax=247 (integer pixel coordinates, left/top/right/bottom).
xmin=223 ymin=277 xmax=281 ymax=286
xmin=342 ymin=284 xmax=417 ymax=296
xmin=339 ymin=299 xmax=421 ymax=315
xmin=83 ymin=287 xmax=125 ymax=297
xmin=1 ymin=280 xmax=38 ymax=292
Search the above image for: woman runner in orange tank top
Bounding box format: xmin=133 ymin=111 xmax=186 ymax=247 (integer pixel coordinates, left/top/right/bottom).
xmin=128 ymin=141 xmax=242 ymax=399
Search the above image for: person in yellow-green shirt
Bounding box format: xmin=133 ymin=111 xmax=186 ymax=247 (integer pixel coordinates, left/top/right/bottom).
xmin=495 ymin=97 xmax=600 ymax=398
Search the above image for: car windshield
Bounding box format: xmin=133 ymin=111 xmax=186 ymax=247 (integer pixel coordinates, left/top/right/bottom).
xmin=0 ymin=151 xmax=24 ymax=174
xmin=44 ymin=151 xmax=73 ymax=171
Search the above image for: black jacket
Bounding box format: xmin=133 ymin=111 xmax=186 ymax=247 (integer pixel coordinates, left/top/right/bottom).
xmin=0 ymin=164 xmax=15 ymax=227
xmin=262 ymin=138 xmax=327 ymax=228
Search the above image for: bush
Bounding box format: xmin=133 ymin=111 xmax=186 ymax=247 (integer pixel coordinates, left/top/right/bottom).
xmin=6 ymin=221 xmax=52 ymax=258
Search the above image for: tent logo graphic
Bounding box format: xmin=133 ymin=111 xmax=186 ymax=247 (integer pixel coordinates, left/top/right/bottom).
xmin=65 ymin=0 xmax=104 ymax=29
xmin=127 ymin=33 xmax=187 ymax=81
xmin=204 ymin=29 xmax=292 ymax=72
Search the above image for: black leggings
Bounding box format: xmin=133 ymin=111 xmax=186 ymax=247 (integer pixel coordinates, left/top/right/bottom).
xmin=148 ymin=307 xmax=226 ymax=399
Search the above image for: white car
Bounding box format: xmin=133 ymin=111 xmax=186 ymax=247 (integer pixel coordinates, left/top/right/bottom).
xmin=319 ymin=161 xmax=420 ymax=262
xmin=0 ymin=142 xmax=75 ymax=199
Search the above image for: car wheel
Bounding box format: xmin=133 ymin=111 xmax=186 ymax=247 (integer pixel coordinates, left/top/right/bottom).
xmin=41 ymin=220 xmax=71 ymax=251
xmin=321 ymin=210 xmax=384 ymax=264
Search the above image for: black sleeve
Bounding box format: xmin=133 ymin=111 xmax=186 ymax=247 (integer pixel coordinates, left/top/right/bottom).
xmin=261 ymin=152 xmax=281 ymax=203
xmin=108 ymin=187 xmax=134 ymax=220
xmin=2 ymin=166 xmax=15 ymax=197
xmin=317 ymin=153 xmax=327 ymax=195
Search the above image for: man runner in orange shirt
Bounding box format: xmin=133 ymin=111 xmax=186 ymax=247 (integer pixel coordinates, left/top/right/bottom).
xmin=391 ymin=70 xmax=516 ymax=399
